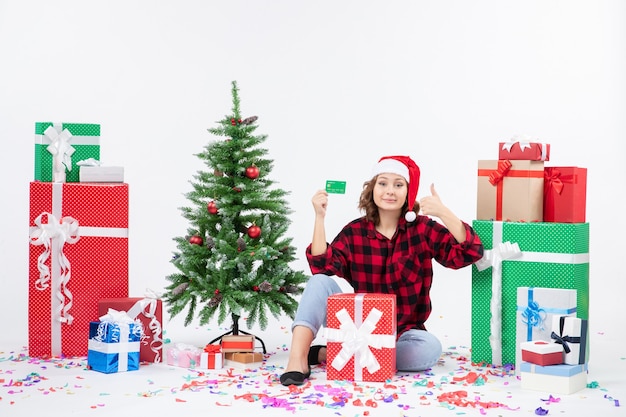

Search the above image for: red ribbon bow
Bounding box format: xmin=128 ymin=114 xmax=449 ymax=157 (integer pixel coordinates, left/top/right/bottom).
xmin=204 ymin=344 xmax=221 ymax=353
xmin=544 ymin=168 xmax=564 ymax=195
xmin=488 ymin=160 xmax=512 ymax=185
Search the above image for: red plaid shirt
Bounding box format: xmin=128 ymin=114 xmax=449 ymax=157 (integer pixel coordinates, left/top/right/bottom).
xmin=306 ymin=215 xmax=483 ymax=336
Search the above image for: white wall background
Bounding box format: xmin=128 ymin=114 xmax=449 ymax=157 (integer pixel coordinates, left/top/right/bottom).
xmin=1 ymin=0 xmax=624 ymax=348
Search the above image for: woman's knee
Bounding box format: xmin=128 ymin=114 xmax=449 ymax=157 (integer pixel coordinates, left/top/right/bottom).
xmin=396 ymin=330 xmax=442 ymax=371
xmin=302 ymin=274 xmax=343 ymax=297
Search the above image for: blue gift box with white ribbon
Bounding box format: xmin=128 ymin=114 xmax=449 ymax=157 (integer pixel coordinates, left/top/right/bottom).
xmin=87 ymin=310 xmax=143 ymax=374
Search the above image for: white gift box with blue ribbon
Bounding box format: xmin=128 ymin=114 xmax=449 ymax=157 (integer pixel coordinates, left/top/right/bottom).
xmin=88 ymin=309 xmax=143 ymax=373
xmin=515 ymin=287 xmax=577 ymax=371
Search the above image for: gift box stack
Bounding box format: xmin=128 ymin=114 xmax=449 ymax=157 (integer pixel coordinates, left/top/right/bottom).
xmin=325 ymin=293 xmax=397 ymax=382
xmin=28 ymin=122 xmax=163 ymax=367
xmin=163 ymin=337 xmax=262 ymax=371
xmin=518 ymin=313 xmax=589 ymax=394
xmin=470 ymin=136 xmax=589 ymax=393
xmin=221 ymin=335 xmax=263 ymax=369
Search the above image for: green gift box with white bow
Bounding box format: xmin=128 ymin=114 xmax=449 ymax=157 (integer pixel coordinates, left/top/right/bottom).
xmin=34 ymin=122 xmax=100 ymax=182
xmin=470 ymin=220 xmax=589 ymax=367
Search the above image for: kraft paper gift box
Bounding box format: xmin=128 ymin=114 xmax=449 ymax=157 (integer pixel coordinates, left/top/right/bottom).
xmin=551 ymin=316 xmax=588 ymax=365
xmin=520 ymin=362 xmax=587 ymax=395
xmin=223 ymin=352 xmax=263 ymax=369
xmin=515 ymin=287 xmax=577 ymax=370
xmin=477 ymin=160 xmax=544 ymax=222
xmin=521 ymin=341 xmax=563 ymax=366
xmin=498 ymin=139 xmax=550 ymax=161
xmin=166 ymin=343 xmax=202 ymax=368
xmin=543 ymin=167 xmax=588 ymax=223
xmin=325 ymin=293 xmax=396 ymax=382
xmin=87 ymin=313 xmax=142 ymax=374
xmin=34 ymin=122 xmax=100 ymax=183
xmin=28 ymin=182 xmax=129 ymax=357
xmin=221 ymin=335 xmax=255 ymax=352
xmin=200 ymin=344 xmax=223 ymax=369
xmin=98 ymin=295 xmax=164 ymax=363
xmin=471 ymin=220 xmax=589 ymax=367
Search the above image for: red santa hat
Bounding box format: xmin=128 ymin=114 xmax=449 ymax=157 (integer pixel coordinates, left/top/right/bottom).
xmin=371 ymin=155 xmax=420 ymax=222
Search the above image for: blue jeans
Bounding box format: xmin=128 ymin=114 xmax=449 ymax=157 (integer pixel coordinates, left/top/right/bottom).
xmin=292 ymin=274 xmax=442 ymax=372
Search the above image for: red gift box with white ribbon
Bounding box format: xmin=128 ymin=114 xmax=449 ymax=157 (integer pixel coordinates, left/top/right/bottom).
xmin=498 ymin=139 xmax=551 ymax=161
xmin=28 ymin=181 xmax=129 ymax=357
xmin=326 ymin=293 xmax=396 ymax=382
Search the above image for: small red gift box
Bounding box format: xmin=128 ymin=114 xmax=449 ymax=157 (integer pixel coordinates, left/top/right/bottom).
xmin=98 ymin=295 xmax=163 ymax=363
xmin=28 ymin=182 xmax=129 ymax=357
xmin=499 ymin=140 xmax=550 ymax=161
xmin=200 ymin=344 xmax=223 ymax=369
xmin=221 ymin=335 xmax=255 ymax=352
xmin=521 ymin=340 xmax=563 ymax=366
xmin=326 ymin=293 xmax=396 ymax=382
xmin=543 ymin=167 xmax=587 ymax=223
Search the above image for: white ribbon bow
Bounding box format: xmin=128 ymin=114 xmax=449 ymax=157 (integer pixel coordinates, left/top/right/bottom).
xmin=76 ymin=158 xmax=101 ymax=166
xmin=475 ymin=241 xmax=522 ymax=272
xmin=501 ymin=135 xmax=548 ymax=160
xmin=99 ymin=308 xmax=136 ymax=325
xmin=29 ymin=212 xmax=80 ymax=325
xmin=327 ymin=307 xmax=395 ymax=376
xmin=44 ymin=124 xmax=75 ymax=183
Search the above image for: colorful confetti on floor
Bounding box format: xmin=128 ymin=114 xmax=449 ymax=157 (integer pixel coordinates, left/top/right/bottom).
xmin=1 ymin=343 xmax=623 ymax=416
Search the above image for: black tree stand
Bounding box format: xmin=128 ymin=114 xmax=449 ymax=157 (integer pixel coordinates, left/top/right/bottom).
xmin=209 ymin=312 xmax=267 ymax=354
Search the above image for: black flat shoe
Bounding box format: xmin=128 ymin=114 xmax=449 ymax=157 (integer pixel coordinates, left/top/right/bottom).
xmin=307 ymin=345 xmax=326 ymax=366
xmin=279 ymin=368 xmax=311 ymax=386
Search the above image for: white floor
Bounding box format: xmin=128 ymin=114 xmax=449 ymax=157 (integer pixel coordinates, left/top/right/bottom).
xmin=2 ymin=311 xmax=624 ymax=417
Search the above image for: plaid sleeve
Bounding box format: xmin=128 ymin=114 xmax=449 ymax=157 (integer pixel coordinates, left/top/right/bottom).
xmin=428 ymin=220 xmax=484 ymax=269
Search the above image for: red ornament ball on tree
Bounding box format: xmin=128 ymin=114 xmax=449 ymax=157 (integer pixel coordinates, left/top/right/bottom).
xmin=189 ymin=235 xmax=203 ymax=245
xmin=247 ymin=225 xmax=261 ymax=239
xmin=253 ymin=285 xmax=260 ymax=292
xmin=207 ymin=201 xmax=218 ymax=214
xmin=245 ymin=165 xmax=260 ymax=179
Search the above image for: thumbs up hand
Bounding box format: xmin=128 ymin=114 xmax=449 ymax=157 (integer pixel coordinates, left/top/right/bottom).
xmin=419 ymin=183 xmax=445 ymax=217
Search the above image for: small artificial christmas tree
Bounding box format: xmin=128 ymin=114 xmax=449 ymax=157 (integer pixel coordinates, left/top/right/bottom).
xmin=164 ymin=81 xmax=307 ymax=343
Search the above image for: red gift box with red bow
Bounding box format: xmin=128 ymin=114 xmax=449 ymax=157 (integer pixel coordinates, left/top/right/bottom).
xmin=543 ymin=167 xmax=587 ymax=223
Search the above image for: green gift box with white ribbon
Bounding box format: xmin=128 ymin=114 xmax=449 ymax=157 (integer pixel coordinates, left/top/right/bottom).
xmin=470 ymin=220 xmax=589 ymax=367
xmin=34 ymin=122 xmax=100 ymax=182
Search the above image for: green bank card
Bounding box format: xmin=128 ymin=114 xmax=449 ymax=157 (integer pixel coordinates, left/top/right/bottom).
xmin=326 ymin=180 xmax=346 ymax=194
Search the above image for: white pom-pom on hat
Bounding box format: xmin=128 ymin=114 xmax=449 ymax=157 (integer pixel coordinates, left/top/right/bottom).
xmin=371 ymin=155 xmax=421 ymax=222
